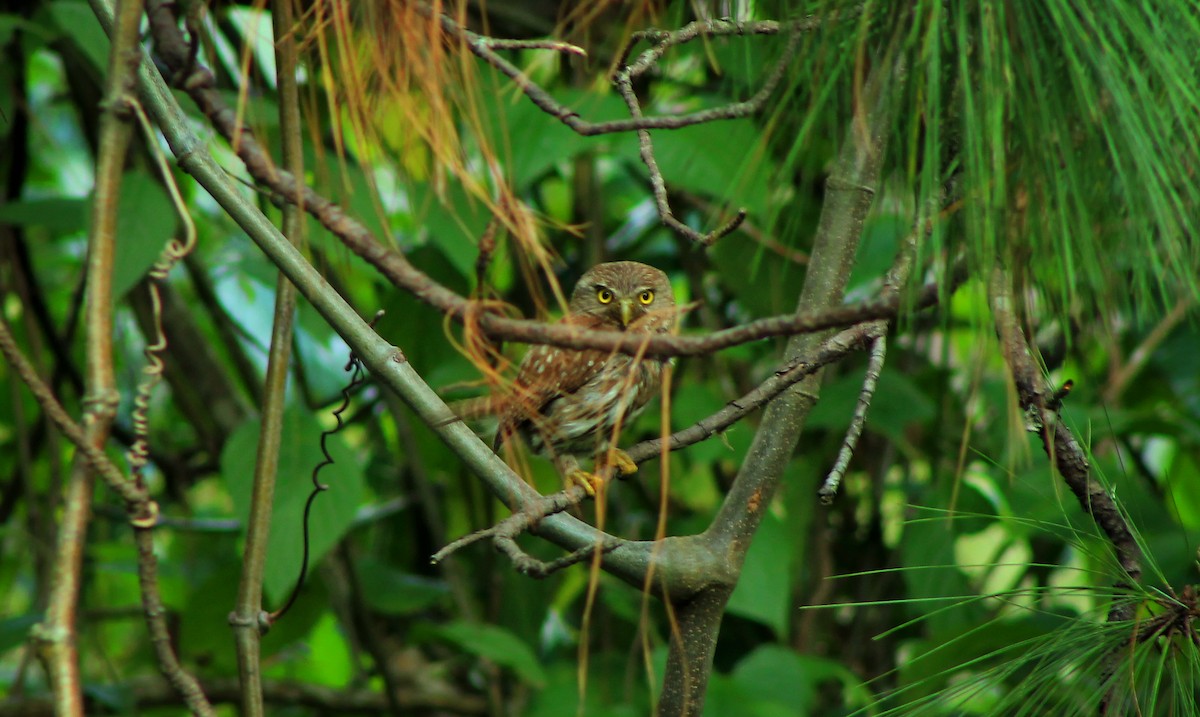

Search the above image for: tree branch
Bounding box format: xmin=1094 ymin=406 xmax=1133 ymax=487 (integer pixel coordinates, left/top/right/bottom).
xmin=988 ymin=269 xmax=1141 ymax=589
xmin=32 ymin=1 xmax=144 ymax=711
xmin=657 ymin=44 xmax=907 ymax=717
xmin=819 ymin=335 xmax=887 ymax=503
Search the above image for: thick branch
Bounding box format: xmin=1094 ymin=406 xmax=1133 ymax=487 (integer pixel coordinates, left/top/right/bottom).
xmin=658 ymin=47 xmax=907 ymax=717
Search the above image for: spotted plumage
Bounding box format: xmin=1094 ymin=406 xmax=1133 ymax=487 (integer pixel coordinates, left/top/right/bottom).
xmin=494 ymin=261 xmax=676 ymax=493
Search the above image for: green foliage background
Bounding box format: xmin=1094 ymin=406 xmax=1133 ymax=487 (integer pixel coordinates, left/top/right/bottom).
xmin=1 ymin=1 xmax=1199 ymax=715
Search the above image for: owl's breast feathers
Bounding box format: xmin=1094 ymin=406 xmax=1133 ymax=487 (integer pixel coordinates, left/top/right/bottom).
xmin=493 ymin=311 xmax=670 ymax=455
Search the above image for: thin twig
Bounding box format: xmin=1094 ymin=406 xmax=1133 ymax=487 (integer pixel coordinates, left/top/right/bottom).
xmin=624 ymin=321 xmax=888 ymax=465
xmin=482 ymin=37 xmax=586 ymax=55
xmin=678 ymin=190 xmax=808 ymax=263
xmin=0 ymin=320 xmax=145 ymax=509
xmin=614 ymin=16 xmax=801 ymax=245
xmin=990 ymin=268 xmax=1144 ymax=716
xmin=437 ymin=9 xmax=847 ymax=136
xmin=613 ymin=72 xmax=747 ymax=245
xmin=819 ymin=335 xmax=887 ymax=503
xmin=432 ymin=487 xmax=594 ymax=565
xmin=495 ymin=536 xmax=623 ymax=578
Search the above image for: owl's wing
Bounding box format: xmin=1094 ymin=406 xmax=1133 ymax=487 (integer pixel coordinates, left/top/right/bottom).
xmin=493 ymin=314 xmax=612 ymax=450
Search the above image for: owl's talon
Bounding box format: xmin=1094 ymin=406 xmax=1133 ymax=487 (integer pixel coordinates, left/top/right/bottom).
xmin=565 ymin=469 xmax=603 ymax=496
xmin=607 ymin=449 xmax=639 ymax=477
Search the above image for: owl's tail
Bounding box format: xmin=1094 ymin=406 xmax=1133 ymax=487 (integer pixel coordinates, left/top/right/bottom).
xmin=443 ymin=395 xmax=503 ymax=421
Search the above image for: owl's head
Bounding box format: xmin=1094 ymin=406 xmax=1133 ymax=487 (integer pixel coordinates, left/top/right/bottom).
xmin=569 ymin=261 xmax=676 ymax=330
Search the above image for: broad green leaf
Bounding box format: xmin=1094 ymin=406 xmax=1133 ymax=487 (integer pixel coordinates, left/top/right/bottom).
xmin=430 ymin=620 xmax=547 ymax=687
xmin=648 ymin=115 xmax=773 ymax=218
xmin=0 ymin=198 xmax=88 ymax=233
xmin=356 ymin=557 xmax=449 ymax=615
xmin=221 ymin=409 xmax=366 ymax=601
xmin=0 ymin=613 xmax=41 ymax=653
xmin=111 ymin=171 xmax=178 ymax=299
xmin=727 ymin=510 xmax=794 ymax=638
xmin=46 ymin=1 xmax=110 ymax=73
xmin=703 ymin=672 xmax=796 ymax=717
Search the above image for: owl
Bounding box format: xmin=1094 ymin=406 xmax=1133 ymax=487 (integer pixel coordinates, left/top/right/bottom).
xmin=494 ymin=261 xmax=676 ymax=494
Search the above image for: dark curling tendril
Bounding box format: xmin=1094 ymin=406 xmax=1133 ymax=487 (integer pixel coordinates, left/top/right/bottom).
xmin=270 ymin=311 xmax=382 ymax=623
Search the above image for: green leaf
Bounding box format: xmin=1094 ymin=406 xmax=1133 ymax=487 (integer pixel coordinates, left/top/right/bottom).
xmin=430 ymin=620 xmax=547 ymax=687
xmin=221 ymin=409 xmax=366 ymax=601
xmin=45 ymin=1 xmax=110 ymax=73
xmin=0 ymin=198 xmax=88 ymax=233
xmin=0 ymin=612 xmax=41 ymax=653
xmin=727 ymin=510 xmax=794 ymax=638
xmin=356 ymin=557 xmax=449 ymax=615
xmin=111 ymin=171 xmax=177 ymax=299
xmin=647 ymin=114 xmax=773 ymax=218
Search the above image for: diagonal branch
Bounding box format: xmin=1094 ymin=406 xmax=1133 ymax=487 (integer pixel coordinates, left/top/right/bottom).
xmin=988 ymin=268 xmax=1141 ymax=591
xmin=92 ymin=0 xmax=710 ymax=596
xmin=818 ymin=335 xmax=887 ymax=503
xmin=624 ymin=321 xmax=890 ymax=465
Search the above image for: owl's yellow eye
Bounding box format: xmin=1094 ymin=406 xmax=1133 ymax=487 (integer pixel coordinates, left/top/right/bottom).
xmin=596 ymin=288 xmax=614 ymax=304
xmin=638 ymin=290 xmax=654 ymax=305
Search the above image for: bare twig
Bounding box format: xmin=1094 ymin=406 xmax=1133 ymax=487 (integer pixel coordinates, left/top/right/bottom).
xmin=0 ymin=320 xmax=145 ymax=509
xmin=678 ymin=190 xmax=809 ymax=263
xmin=610 ymin=15 xmax=809 ymax=245
xmin=818 ymin=335 xmax=887 ymax=503
xmin=613 ymin=72 xmax=747 ymax=245
xmin=989 ymin=267 xmax=1144 ymax=716
xmin=495 ymin=535 xmax=624 ymax=578
xmin=438 ymin=9 xmax=848 ymax=136
xmin=432 ymin=486 xmax=597 ymax=565
xmin=481 ymin=37 xmax=586 ymax=55
xmin=625 ymin=321 xmax=891 ymax=465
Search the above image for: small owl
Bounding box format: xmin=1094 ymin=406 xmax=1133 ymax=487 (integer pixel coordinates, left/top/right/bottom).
xmin=494 ymin=261 xmax=676 ymax=494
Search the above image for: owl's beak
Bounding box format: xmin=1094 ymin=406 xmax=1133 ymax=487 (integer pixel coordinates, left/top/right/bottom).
xmin=619 ymin=298 xmax=634 ymax=328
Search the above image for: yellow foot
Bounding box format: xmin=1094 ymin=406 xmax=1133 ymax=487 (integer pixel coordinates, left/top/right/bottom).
xmin=565 ymin=469 xmax=603 ymax=496
xmin=605 ymin=449 xmax=639 ymax=477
